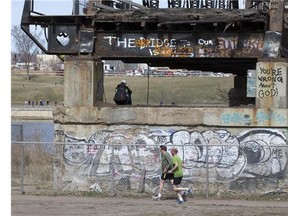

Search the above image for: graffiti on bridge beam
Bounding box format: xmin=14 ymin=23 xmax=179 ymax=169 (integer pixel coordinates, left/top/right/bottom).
xmin=61 ymin=128 xmax=287 ymax=183
xmin=101 ymin=34 xmax=264 ymax=57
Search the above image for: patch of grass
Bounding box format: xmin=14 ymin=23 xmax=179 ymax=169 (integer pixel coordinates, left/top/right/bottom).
xmin=12 ymin=74 xmax=234 ymax=106
xmin=105 ymin=76 xmax=233 ymax=106
xmin=12 ymin=74 xmax=64 ymax=104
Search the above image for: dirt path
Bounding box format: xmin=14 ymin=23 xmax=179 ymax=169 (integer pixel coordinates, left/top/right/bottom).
xmin=11 ymin=195 xmax=288 ymax=216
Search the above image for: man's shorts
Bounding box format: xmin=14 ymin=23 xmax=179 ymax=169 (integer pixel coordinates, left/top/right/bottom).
xmin=161 ymin=172 xmax=174 ymax=180
xmin=173 ymin=176 xmax=183 ymax=185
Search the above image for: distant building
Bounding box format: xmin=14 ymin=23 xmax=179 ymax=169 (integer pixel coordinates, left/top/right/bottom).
xmin=36 ymin=54 xmax=62 ymax=71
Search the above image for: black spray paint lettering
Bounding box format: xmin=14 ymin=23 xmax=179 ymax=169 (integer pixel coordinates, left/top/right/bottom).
xmin=272 ymin=148 xmax=283 ymax=158
xmin=259 ymin=67 xmax=283 ymax=78
xmin=258 ymin=89 xmax=278 ymax=98
xmin=257 ymin=67 xmax=283 ymax=98
xmin=258 ymin=76 xmax=283 ymax=83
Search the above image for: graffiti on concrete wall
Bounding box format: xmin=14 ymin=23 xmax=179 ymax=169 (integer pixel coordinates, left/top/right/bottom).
xmin=60 ymin=128 xmax=287 ymax=184
xmin=220 ymin=110 xmax=287 ymax=126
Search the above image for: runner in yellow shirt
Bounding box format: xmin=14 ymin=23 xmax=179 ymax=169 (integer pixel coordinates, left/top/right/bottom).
xmin=168 ymin=147 xmax=193 ymax=204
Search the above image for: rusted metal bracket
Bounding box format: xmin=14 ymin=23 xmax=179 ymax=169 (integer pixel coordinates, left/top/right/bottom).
xmin=21 ymin=0 xmax=95 ymax=55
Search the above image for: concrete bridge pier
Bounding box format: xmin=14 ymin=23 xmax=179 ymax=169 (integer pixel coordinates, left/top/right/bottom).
xmin=64 ymin=57 xmax=104 ymax=107
xmin=255 ymin=0 xmax=287 ymax=109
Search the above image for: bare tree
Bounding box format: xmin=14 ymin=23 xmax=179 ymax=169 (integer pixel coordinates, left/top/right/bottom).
xmin=11 ymin=25 xmax=41 ymax=80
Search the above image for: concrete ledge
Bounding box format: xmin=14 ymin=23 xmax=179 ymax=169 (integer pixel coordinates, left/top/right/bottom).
xmin=52 ymin=106 xmax=288 ymax=127
xmin=11 ymin=110 xmax=54 ymax=120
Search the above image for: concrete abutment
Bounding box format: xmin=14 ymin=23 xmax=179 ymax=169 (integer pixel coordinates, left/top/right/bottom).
xmin=64 ymin=57 xmax=104 ymax=107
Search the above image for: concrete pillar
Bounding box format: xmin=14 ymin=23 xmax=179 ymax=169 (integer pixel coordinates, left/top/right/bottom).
xmin=269 ymin=0 xmax=285 ymax=32
xmin=255 ymin=1 xmax=287 ymax=108
xmin=255 ymin=60 xmax=288 ymax=108
xmin=245 ymin=0 xmax=252 ymax=9
xmin=64 ymin=57 xmax=104 ymax=107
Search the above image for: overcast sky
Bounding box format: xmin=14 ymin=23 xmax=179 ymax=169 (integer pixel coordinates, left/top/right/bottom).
xmin=11 ymin=0 xmax=170 ymax=26
xmin=12 ymin=0 xmax=74 ymax=25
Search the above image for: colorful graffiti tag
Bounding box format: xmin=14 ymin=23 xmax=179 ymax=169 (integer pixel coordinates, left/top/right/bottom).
xmin=220 ymin=110 xmax=287 ymax=126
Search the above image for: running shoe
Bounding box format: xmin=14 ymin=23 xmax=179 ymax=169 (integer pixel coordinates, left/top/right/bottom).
xmin=188 ymin=185 xmax=193 ymax=195
xmin=182 ymin=192 xmax=187 ymax=201
xmin=152 ymin=195 xmax=160 ymax=201
xmin=177 ymin=199 xmax=184 ymax=204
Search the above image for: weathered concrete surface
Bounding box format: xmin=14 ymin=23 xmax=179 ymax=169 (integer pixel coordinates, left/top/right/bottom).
xmin=11 ymin=106 xmax=288 ymax=195
xmin=11 ymin=106 xmax=288 ymax=127
xmin=255 ymin=60 xmax=288 ymax=109
xmin=53 ymin=120 xmax=288 ymax=196
xmin=51 ymin=106 xmax=288 ymax=127
xmin=11 ymin=110 xmax=53 ymax=120
xmin=64 ymin=58 xmax=104 ymax=107
xmin=269 ymin=0 xmax=285 ymax=32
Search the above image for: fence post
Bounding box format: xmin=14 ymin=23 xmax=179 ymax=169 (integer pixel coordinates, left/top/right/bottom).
xmin=205 ymin=144 xmax=209 ymax=198
xmin=111 ymin=144 xmax=115 ymax=196
xmin=139 ymin=169 xmax=146 ymax=193
xmin=20 ymin=143 xmax=25 ymax=194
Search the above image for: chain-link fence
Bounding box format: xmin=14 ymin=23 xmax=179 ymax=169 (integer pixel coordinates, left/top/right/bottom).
xmin=11 ymin=141 xmax=288 ymax=200
xmin=11 ymin=142 xmax=54 ymax=194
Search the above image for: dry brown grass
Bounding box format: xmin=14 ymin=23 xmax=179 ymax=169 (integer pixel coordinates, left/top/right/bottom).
xmin=11 ymin=143 xmax=54 ymax=187
xmin=11 ymin=74 xmax=233 ymax=106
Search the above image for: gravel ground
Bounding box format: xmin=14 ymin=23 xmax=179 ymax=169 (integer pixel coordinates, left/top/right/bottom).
xmin=11 ymin=194 xmax=288 ymax=216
